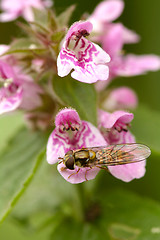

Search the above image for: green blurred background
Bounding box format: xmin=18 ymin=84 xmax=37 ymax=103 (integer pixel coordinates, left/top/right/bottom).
xmin=0 ymin=0 xmax=160 ymax=239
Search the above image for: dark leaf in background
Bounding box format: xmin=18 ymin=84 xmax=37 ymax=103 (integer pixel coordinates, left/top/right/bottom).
xmin=132 ymin=104 xmax=160 ymax=154
xmin=53 ymin=75 xmax=97 ymax=126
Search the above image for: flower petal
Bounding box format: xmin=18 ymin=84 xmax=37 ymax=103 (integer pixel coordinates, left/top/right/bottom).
xmin=0 ymin=87 xmax=23 ymax=114
xmin=102 ymin=87 xmax=138 ymax=111
xmin=55 ymin=108 xmax=81 ymax=129
xmin=90 ymin=0 xmax=124 ymax=23
xmin=57 ymin=21 xmax=110 ymax=83
xmin=115 ymin=54 xmax=160 ymax=76
xmin=99 ymin=110 xmax=134 ymax=129
xmin=102 ymin=23 xmax=124 ymax=57
xmin=58 ymin=162 xmax=100 ymax=184
xmin=108 ymin=161 xmax=146 ymax=182
xmin=66 ymin=21 xmax=93 ymax=40
xmin=46 ymin=108 xmax=107 ymax=164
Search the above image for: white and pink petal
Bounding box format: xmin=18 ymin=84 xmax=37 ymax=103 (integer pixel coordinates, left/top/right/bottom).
xmin=0 ymin=86 xmax=23 ymax=114
xmin=57 ymin=21 xmax=110 ymax=83
xmin=58 ymin=162 xmax=100 ymax=184
xmin=108 ymin=161 xmax=146 ymax=182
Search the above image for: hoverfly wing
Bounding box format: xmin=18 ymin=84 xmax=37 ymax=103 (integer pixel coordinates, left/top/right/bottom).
xmin=93 ymin=143 xmax=151 ymax=167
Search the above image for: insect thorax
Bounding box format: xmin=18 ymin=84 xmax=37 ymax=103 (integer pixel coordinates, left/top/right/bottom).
xmin=74 ymin=149 xmax=96 ymax=167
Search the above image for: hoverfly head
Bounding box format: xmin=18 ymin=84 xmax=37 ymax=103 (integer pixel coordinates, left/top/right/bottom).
xmin=64 ymin=150 xmax=75 ymax=170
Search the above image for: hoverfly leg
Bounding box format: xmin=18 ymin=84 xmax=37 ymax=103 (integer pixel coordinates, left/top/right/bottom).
xmin=85 ymin=167 xmax=93 ymax=181
xmin=60 ymin=166 xmax=68 ymax=171
xmin=68 ymin=168 xmax=80 ymax=179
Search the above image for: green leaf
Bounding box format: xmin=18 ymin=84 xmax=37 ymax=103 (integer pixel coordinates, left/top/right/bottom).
xmin=0 ymin=112 xmax=24 ymax=151
xmin=108 ymin=223 xmax=141 ymax=240
xmin=99 ymin=189 xmax=160 ymax=240
xmin=50 ymin=219 xmax=104 ymax=240
xmin=132 ymin=104 xmax=160 ymax=154
xmin=57 ymin=5 xmax=76 ymax=27
xmin=1 ymin=38 xmax=46 ymax=56
xmin=51 ymin=30 xmax=66 ymax=43
xmin=0 ymin=128 xmax=48 ymax=223
xmin=32 ymin=8 xmax=49 ymax=28
xmin=53 ymin=76 xmax=97 ymax=125
xmin=12 ymin=160 xmax=76 ymax=220
xmin=50 ymin=189 xmax=160 ymax=240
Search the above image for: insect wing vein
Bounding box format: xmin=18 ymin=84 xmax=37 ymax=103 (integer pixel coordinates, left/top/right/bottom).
xmin=91 ymin=143 xmax=151 ymax=167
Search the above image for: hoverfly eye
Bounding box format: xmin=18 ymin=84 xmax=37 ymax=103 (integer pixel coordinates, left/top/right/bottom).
xmin=65 ymin=155 xmax=75 ymax=170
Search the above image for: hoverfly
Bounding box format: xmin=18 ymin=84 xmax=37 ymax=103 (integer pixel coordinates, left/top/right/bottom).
xmin=58 ymin=144 xmax=151 ymax=179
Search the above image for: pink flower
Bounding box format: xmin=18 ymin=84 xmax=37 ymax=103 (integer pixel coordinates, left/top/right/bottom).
xmin=0 ymin=0 xmax=52 ymax=22
xmin=102 ymin=24 xmax=160 ymax=79
xmin=99 ymin=110 xmax=135 ymax=145
xmin=0 ymin=60 xmax=23 ymax=114
xmin=46 ymin=108 xmax=107 ymax=184
xmin=57 ymin=21 xmax=110 ymax=83
xmin=113 ymin=54 xmax=160 ymax=77
xmin=102 ymin=87 xmax=138 ymax=111
xmin=0 ymin=60 xmax=43 ymax=114
xmin=98 ymin=109 xmax=146 ymax=182
xmin=89 ymin=1 xmax=160 ymax=90
xmin=89 ymin=0 xmax=124 ymax=33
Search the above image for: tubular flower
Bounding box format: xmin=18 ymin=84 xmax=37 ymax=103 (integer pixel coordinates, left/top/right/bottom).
xmin=102 ymin=87 xmax=138 ymax=111
xmin=0 ymin=60 xmax=43 ymax=114
xmin=46 ymin=108 xmax=107 ymax=184
xmin=101 ymin=24 xmax=160 ymax=80
xmin=88 ymin=0 xmax=124 ymax=33
xmin=0 ymin=60 xmax=23 ymax=114
xmin=98 ymin=109 xmax=146 ymax=182
xmin=89 ymin=1 xmax=160 ymax=90
xmin=0 ymin=0 xmax=52 ymax=22
xmin=57 ymin=21 xmax=110 ymax=83
xmin=98 ymin=110 xmax=135 ymax=144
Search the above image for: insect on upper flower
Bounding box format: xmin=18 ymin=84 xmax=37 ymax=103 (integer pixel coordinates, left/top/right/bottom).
xmin=57 ymin=21 xmax=110 ymax=83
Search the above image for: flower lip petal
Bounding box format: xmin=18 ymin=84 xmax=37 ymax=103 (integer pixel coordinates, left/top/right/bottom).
xmin=115 ymin=54 xmax=160 ymax=76
xmin=58 ymin=162 xmax=100 ymax=184
xmin=108 ymin=161 xmax=146 ymax=182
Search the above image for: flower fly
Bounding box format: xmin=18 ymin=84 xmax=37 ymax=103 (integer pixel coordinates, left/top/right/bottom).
xmin=59 ymin=143 xmax=151 ymax=179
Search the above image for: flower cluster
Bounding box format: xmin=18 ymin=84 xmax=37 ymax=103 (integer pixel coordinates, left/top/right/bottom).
xmin=0 ymin=0 xmax=156 ymax=183
xmin=47 ymin=108 xmax=146 ymax=183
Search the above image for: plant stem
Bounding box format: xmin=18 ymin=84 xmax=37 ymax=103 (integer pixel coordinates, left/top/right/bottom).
xmin=74 ymin=183 xmax=86 ymax=222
